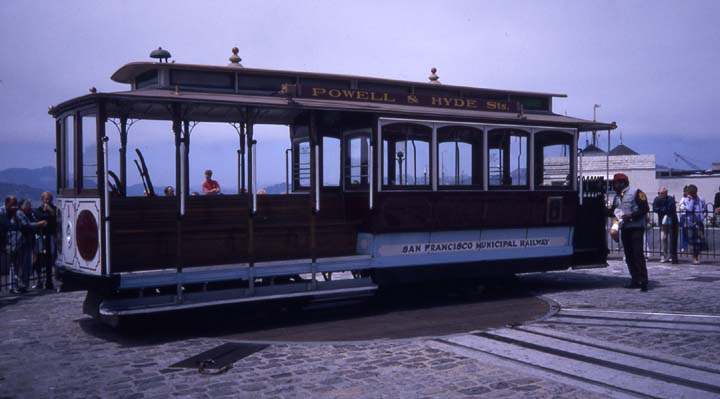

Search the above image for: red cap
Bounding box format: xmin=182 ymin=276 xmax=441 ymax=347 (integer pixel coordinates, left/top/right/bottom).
xmin=613 ymin=173 xmax=629 ymax=181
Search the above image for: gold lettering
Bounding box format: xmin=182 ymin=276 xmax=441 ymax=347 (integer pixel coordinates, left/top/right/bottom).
xmin=383 ymin=93 xmax=396 ymax=103
xmin=453 ymin=98 xmax=465 ymax=107
xmin=486 ymin=101 xmax=497 ymax=110
xmin=328 ymin=89 xmax=341 ymax=98
xmin=407 ymin=94 xmax=419 ymax=104
xmin=442 ymin=98 xmax=452 ymax=106
xmin=466 ymin=99 xmax=478 ymax=109
xmin=357 ymin=91 xmax=369 ymax=100
xmin=341 ymin=89 xmax=355 ymax=99
xmin=432 ymin=96 xmax=442 ymax=105
xmin=312 ymin=88 xmax=327 ymax=97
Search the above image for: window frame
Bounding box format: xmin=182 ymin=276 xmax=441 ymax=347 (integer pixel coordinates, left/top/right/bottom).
xmin=487 ymin=128 xmax=530 ymax=190
xmin=379 ymin=121 xmax=433 ymax=191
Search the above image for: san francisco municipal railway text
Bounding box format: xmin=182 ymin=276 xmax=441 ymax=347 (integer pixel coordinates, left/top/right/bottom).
xmin=401 ymin=239 xmax=551 ymax=254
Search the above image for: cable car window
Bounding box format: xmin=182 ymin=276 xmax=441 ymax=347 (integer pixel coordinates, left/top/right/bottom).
xmin=437 ymin=126 xmax=483 ymax=188
xmin=382 ymin=123 xmax=431 ymax=189
xmin=535 ymin=130 xmax=574 ymax=189
xmin=344 ymin=134 xmax=369 ymax=188
xmin=323 ymin=137 xmax=340 ymax=187
xmin=82 ymin=115 xmax=98 ymax=189
xmin=488 ymin=129 xmax=528 ymax=188
xmin=292 ymin=139 xmax=311 ymax=191
xmin=62 ymin=115 xmax=75 ymax=189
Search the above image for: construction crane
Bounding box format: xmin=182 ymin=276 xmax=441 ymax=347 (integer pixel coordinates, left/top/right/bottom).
xmin=673 ymin=152 xmax=701 ymax=170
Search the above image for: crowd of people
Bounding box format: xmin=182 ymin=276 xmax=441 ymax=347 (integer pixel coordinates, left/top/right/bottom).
xmin=609 ymin=174 xmax=717 ymax=292
xmin=0 ymin=192 xmax=57 ymax=294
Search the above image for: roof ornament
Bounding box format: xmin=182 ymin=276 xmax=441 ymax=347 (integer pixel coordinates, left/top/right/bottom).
xmin=428 ymin=67 xmax=441 ymax=84
xmin=228 ymin=47 xmax=243 ymax=67
xmin=150 ymin=47 xmax=172 ymax=63
xmin=89 ymin=87 xmax=97 ymax=94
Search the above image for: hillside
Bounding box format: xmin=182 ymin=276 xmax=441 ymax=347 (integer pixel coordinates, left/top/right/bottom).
xmin=0 ymin=167 xmax=55 ymax=201
xmin=0 ymin=166 xmax=56 ymax=190
xmin=0 ymin=182 xmax=46 ymax=202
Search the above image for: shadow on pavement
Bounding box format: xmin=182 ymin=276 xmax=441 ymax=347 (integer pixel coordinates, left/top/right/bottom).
xmin=78 ymin=278 xmax=550 ymax=345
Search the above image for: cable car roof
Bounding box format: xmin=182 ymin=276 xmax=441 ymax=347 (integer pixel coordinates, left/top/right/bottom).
xmin=48 ymin=88 xmax=616 ymax=131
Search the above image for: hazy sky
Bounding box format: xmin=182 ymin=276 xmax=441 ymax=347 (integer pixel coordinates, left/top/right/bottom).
xmin=1 ymin=0 xmax=719 ymax=187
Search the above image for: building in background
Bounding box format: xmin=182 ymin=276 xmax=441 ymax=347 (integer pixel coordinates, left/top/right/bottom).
xmin=578 ymin=140 xmax=719 ymax=208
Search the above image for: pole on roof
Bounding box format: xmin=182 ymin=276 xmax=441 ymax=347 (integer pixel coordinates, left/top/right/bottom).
xmin=606 ymin=129 xmax=610 ymax=190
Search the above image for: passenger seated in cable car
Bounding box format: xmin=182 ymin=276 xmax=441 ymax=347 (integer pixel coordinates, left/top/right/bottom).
xmin=202 ymin=169 xmax=221 ymax=195
xmin=163 ymin=186 xmax=174 ymax=196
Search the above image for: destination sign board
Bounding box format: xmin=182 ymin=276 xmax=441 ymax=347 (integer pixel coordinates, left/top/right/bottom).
xmin=296 ymin=85 xmax=518 ymax=113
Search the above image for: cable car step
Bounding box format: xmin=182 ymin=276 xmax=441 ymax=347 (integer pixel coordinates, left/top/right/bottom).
xmin=99 ymin=277 xmax=377 ymax=316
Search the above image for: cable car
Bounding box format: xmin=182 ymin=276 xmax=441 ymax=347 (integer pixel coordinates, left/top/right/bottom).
xmin=49 ymin=49 xmax=614 ymax=324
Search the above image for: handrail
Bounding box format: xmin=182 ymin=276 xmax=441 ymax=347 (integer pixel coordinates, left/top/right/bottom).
xmin=252 ymin=141 xmax=257 ymax=213
xmin=102 ymin=136 xmax=111 ymax=276
xmin=180 ymin=141 xmax=186 ymax=216
xmin=578 ymin=149 xmax=584 ymax=206
xmin=315 ymin=145 xmax=320 ymax=212
xmin=369 ymin=144 xmax=374 ymax=210
xmin=285 ymin=148 xmax=291 ymax=194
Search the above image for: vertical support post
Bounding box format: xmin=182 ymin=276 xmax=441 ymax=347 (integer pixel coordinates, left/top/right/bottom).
xmin=96 ymin=101 xmax=108 ymax=275
xmin=172 ymin=105 xmax=184 ymax=303
xmin=483 ymin=126 xmax=489 ymax=191
xmin=376 ymin=119 xmax=383 ymax=193
xmin=606 ymin=129 xmax=611 ymax=189
xmin=579 ymin=148 xmax=584 ymax=206
xmin=369 ymin=119 xmax=377 ymax=210
xmin=119 ymin=117 xmax=128 ymax=194
xmin=431 ymin=123 xmax=438 ymax=191
xmin=74 ymin=113 xmax=82 ymax=193
xmin=183 ymin=120 xmax=191 ymax=196
xmin=102 ymin=136 xmax=111 ymax=277
xmin=55 ymin=119 xmax=61 ymax=194
xmin=528 ymin=129 xmax=535 ymax=191
xmin=246 ymin=115 xmax=255 ymax=294
xmin=285 ymin=148 xmax=291 ymax=194
xmin=239 ymin=122 xmax=246 ymax=194
xmin=309 ymin=111 xmax=318 ymax=289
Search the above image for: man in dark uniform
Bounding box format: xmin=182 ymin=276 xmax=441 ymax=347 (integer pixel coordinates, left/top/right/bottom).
xmin=608 ymin=173 xmax=651 ymax=291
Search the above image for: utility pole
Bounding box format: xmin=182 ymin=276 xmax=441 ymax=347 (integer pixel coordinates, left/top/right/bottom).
xmin=592 ymin=104 xmax=601 ymax=147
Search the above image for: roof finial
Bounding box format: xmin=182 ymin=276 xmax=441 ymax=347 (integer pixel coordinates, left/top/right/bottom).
xmin=228 ymin=47 xmax=243 ymax=67
xmin=428 ymin=67 xmax=440 ymax=84
xmin=149 ymin=47 xmax=171 ymax=63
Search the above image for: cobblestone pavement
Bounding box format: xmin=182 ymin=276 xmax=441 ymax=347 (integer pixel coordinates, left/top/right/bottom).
xmin=0 ymin=258 xmax=718 ymax=399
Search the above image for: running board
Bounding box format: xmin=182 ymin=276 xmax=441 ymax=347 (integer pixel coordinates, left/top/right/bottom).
xmin=99 ymin=277 xmax=377 ymax=316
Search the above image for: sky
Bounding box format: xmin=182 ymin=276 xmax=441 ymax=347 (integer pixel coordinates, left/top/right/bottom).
xmin=1 ymin=0 xmax=719 ymax=189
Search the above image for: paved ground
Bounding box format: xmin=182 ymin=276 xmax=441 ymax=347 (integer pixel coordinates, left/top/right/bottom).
xmin=0 ymin=258 xmax=719 ymax=399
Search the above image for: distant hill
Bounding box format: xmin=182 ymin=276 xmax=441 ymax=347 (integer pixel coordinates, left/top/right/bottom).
xmin=263 ymin=182 xmax=287 ymax=194
xmin=0 ymin=166 xmax=56 ymax=190
xmin=0 ymin=182 xmax=46 ymax=202
xmin=0 ymin=167 xmax=55 ymax=201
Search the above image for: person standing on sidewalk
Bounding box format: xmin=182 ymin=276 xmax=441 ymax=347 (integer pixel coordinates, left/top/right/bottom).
xmin=685 ymin=184 xmax=707 ymax=265
xmin=17 ymin=199 xmax=46 ymax=292
xmin=713 ymin=185 xmax=720 ymax=225
xmin=35 ymin=192 xmax=57 ymax=289
xmin=652 ymin=187 xmax=678 ymax=263
xmin=608 ymin=173 xmax=650 ymax=291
